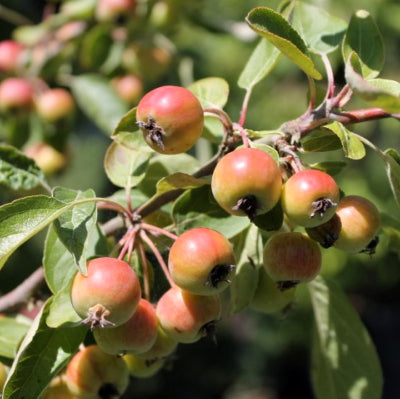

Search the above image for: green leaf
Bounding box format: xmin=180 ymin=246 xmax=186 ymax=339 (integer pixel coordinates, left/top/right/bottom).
xmin=291 ymin=2 xmax=347 ymax=54
xmin=46 ymin=283 xmax=81 ymax=328
xmin=252 ymin=200 xmax=284 ymax=232
xmin=70 ymin=74 xmax=129 ymax=134
xmin=246 ymin=129 xmax=285 ymax=141
xmin=249 ymin=143 xmax=280 ymax=164
xmin=0 ymin=195 xmax=99 ymax=270
xmin=172 ymin=185 xmax=250 ymax=239
xmin=155 ymin=173 xmax=209 ymax=196
xmin=342 ymin=10 xmax=384 ymax=79
xmin=310 ymin=276 xmax=383 ymax=399
xmin=79 ymin=24 xmax=113 ymax=69
xmin=104 ymin=142 xmax=152 ymax=188
xmin=3 ymin=300 xmax=87 ymax=399
xmin=301 ymin=130 xmax=342 ymax=152
xmin=44 ymin=221 xmax=108 ymax=293
xmin=238 ymin=38 xmax=281 ymax=89
xmin=381 ymin=148 xmax=400 ymax=206
xmin=0 ymin=317 xmax=30 ymax=359
xmin=52 ymin=187 xmax=97 ymax=274
xmin=229 ymin=225 xmax=262 ymax=313
xmin=188 ymin=77 xmax=230 ymax=109
xmin=323 ymin=122 xmax=366 ymax=160
xmin=138 ymin=153 xmax=200 ymax=197
xmin=345 ymin=53 xmax=400 ymax=113
xmin=0 ymin=144 xmax=48 ymax=191
xmin=310 ymin=161 xmax=347 ymax=177
xmin=246 ymin=7 xmax=322 ymax=80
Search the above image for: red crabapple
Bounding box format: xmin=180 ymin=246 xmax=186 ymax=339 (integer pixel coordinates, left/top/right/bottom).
xmin=70 ymin=257 xmax=141 ymax=329
xmin=36 ymin=88 xmax=75 ymax=122
xmin=333 ymin=195 xmax=381 ymax=253
xmin=156 ymin=286 xmax=221 ymax=344
xmin=263 ymin=232 xmax=322 ymax=290
xmin=211 ymin=147 xmax=282 ymax=219
xmin=66 ymin=345 xmax=129 ymax=398
xmin=93 ymin=298 xmax=158 ymax=355
xmin=281 ymin=169 xmax=340 ymax=228
xmin=0 ymin=40 xmax=24 ymax=73
xmin=306 ymin=213 xmax=342 ymax=248
xmin=169 ymin=227 xmax=236 ymax=295
xmin=136 ymin=85 xmax=204 ymax=154
xmin=0 ymin=78 xmax=33 ymax=111
xmin=111 ymin=74 xmax=143 ymax=105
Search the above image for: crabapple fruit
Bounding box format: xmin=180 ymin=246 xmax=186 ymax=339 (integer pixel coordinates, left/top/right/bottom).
xmin=136 ymin=323 xmax=178 ymax=360
xmin=70 ymin=257 xmax=141 ymax=329
xmin=306 ymin=213 xmax=342 ymax=248
xmin=111 ymin=74 xmax=143 ymax=105
xmin=0 ymin=40 xmax=24 ymax=73
xmin=169 ymin=227 xmax=236 ymax=295
xmin=250 ymin=267 xmax=296 ymax=313
xmin=93 ymin=298 xmax=158 ymax=355
xmin=136 ymin=85 xmax=204 ymax=154
xmin=281 ymin=169 xmax=340 ymax=228
xmin=333 ymin=195 xmax=381 ymax=253
xmin=96 ymin=0 xmax=136 ymax=21
xmin=66 ymin=345 xmax=129 ymax=398
xmin=123 ymin=354 xmax=166 ymax=378
xmin=211 ymin=147 xmax=282 ymax=219
xmin=36 ymin=88 xmax=75 ymax=122
xmin=24 ymin=142 xmax=67 ymax=175
xmin=263 ymin=232 xmax=322 ymax=290
xmin=41 ymin=374 xmax=75 ymax=399
xmin=0 ymin=78 xmax=33 ymax=111
xmin=156 ymin=286 xmax=221 ymax=344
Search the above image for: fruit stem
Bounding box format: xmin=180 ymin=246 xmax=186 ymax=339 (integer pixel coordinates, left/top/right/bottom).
xmin=321 ymin=53 xmax=335 ymax=101
xmin=238 ymin=87 xmax=252 ymax=127
xmin=141 ymin=222 xmax=178 ymax=241
xmin=233 ymin=122 xmax=249 ymax=148
xmin=140 ymin=230 xmax=176 ymax=288
xmin=137 ymin=241 xmax=151 ymax=302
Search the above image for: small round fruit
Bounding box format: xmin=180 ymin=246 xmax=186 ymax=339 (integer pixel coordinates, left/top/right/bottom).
xmin=136 ymin=85 xmax=204 ymax=154
xmin=333 ymin=195 xmax=381 ymax=253
xmin=124 ymin=353 xmax=165 ymax=378
xmin=169 ymin=227 xmax=236 ymax=295
xmin=95 ymin=0 xmax=136 ymax=21
xmin=250 ymin=267 xmax=296 ymax=314
xmin=0 ymin=40 xmax=24 ymax=72
xmin=93 ymin=298 xmax=158 ymax=355
xmin=263 ymin=232 xmax=322 ymax=290
xmin=70 ymin=257 xmax=141 ymax=329
xmin=306 ymin=213 xmax=342 ymax=248
xmin=42 ymin=374 xmax=75 ymax=399
xmin=111 ymin=74 xmax=143 ymax=105
xmin=36 ymin=88 xmax=75 ymax=122
xmin=24 ymin=142 xmax=67 ymax=175
xmin=136 ymin=323 xmax=178 ymax=360
xmin=281 ymin=169 xmax=340 ymax=228
xmin=156 ymin=287 xmax=221 ymax=344
xmin=211 ymin=147 xmax=282 ymax=219
xmin=66 ymin=345 xmax=129 ymax=398
xmin=0 ymin=78 xmax=33 ymax=111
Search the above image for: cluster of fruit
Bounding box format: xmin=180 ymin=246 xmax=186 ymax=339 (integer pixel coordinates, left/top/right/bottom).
xmin=0 ymin=0 xmax=178 ymax=176
xmin=42 ymin=84 xmax=381 ymax=398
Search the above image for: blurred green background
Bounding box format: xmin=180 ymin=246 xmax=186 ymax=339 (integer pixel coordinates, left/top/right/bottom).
xmin=0 ymin=0 xmax=399 ymax=398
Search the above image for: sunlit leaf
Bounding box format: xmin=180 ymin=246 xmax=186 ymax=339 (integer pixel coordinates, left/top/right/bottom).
xmin=310 ymin=276 xmax=383 ymax=399
xmin=188 ymin=77 xmax=230 ymax=109
xmin=246 ymin=7 xmax=322 ymax=79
